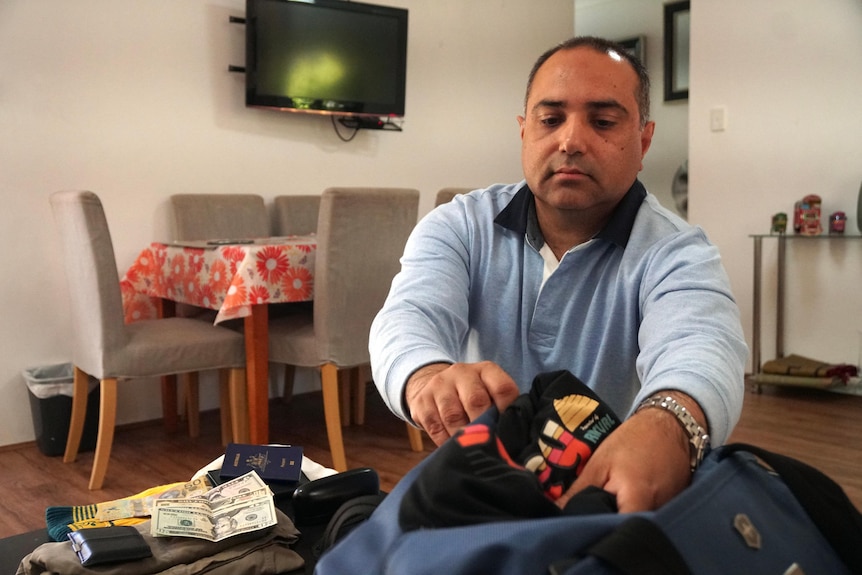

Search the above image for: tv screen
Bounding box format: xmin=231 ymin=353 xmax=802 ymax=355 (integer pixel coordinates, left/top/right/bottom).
xmin=245 ymin=0 xmax=409 ymax=118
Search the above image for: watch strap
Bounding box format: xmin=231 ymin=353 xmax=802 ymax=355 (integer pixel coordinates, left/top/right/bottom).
xmin=636 ymin=394 xmax=710 ymax=472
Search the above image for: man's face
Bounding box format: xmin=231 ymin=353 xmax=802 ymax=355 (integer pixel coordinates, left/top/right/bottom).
xmin=215 ymin=515 xmax=231 ymax=533
xmin=518 ymin=47 xmax=654 ymax=220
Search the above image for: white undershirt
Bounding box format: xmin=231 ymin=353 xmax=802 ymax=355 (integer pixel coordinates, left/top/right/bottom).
xmin=539 ymin=239 xmax=595 ymax=288
xmin=539 ymin=243 xmax=559 ymax=286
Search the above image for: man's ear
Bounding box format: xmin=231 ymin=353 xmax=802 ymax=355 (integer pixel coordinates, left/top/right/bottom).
xmin=639 ymin=121 xmax=656 ymax=170
xmin=640 ymin=121 xmax=656 ymax=156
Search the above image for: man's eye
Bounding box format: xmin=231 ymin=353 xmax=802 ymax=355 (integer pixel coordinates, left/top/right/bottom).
xmin=539 ymin=116 xmax=563 ymax=127
xmin=593 ymin=118 xmax=616 ymax=129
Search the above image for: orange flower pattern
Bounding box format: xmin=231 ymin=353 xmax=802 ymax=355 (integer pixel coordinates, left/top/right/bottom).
xmin=248 ymin=285 xmax=271 ymax=304
xmin=281 ymin=266 xmax=314 ymax=301
xmin=223 ymin=276 xmax=248 ymax=311
xmin=222 ymin=246 xmax=247 ymax=276
xmin=255 ymin=246 xmax=290 ymax=284
xmin=121 ymin=237 xmax=316 ymax=324
xmin=209 ymin=260 xmax=232 ymax=297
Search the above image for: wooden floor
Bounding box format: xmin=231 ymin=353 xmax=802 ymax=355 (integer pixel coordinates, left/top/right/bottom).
xmin=1 ymin=381 xmax=860 ymax=539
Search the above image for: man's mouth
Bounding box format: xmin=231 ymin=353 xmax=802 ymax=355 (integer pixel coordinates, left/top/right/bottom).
xmin=552 ymin=166 xmax=590 ymax=180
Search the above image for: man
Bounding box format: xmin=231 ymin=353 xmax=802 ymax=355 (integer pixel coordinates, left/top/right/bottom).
xmin=370 ymin=37 xmax=748 ymax=512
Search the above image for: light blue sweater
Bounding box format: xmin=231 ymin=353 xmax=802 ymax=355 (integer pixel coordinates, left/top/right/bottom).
xmin=370 ymin=181 xmax=748 ymax=444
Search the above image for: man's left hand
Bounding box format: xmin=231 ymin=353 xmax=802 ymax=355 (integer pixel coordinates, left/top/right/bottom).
xmin=556 ymin=395 xmax=702 ymax=513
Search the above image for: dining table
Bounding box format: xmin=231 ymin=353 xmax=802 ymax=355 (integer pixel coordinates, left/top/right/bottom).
xmin=120 ymin=235 xmax=317 ymax=444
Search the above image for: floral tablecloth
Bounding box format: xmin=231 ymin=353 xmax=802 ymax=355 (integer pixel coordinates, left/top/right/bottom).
xmin=121 ymin=236 xmax=317 ymax=324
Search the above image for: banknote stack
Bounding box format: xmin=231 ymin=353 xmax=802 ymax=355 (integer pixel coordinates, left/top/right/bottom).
xmin=150 ymin=471 xmax=277 ymax=542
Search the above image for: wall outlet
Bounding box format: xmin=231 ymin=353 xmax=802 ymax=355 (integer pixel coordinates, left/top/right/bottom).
xmin=710 ymin=106 xmax=727 ymax=132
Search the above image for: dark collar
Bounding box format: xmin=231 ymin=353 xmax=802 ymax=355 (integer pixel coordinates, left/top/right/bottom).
xmin=494 ymin=180 xmax=646 ymax=249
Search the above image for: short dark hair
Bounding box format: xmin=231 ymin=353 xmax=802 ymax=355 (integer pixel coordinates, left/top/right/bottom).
xmin=524 ymin=36 xmax=651 ymax=127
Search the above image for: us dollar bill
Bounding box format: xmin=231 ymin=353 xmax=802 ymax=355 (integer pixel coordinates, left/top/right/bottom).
xmin=204 ymin=470 xmax=270 ymax=504
xmin=150 ymin=471 xmax=277 ymax=541
xmin=210 ymin=498 xmax=278 ymax=541
xmin=150 ymin=502 xmax=216 ymax=539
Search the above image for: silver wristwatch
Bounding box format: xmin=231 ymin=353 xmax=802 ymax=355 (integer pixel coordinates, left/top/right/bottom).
xmin=636 ymin=394 xmax=710 ymax=472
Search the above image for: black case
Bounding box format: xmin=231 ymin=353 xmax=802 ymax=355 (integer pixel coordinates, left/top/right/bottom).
xmin=292 ymin=467 xmax=380 ymax=525
xmin=67 ymin=525 xmax=152 ymax=566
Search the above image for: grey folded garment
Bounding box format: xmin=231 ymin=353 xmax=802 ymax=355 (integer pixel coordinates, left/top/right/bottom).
xmin=16 ymin=509 xmax=303 ymax=575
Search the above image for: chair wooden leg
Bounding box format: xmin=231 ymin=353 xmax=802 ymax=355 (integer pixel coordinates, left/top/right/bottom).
xmin=351 ymin=367 xmax=365 ymax=426
xmin=89 ymin=378 xmax=118 ymax=490
xmin=218 ymin=370 xmax=232 ymax=446
xmin=63 ymin=366 xmax=90 ymax=463
xmin=281 ymin=364 xmax=296 ymax=404
xmin=161 ymin=374 xmax=178 ymax=433
xmin=228 ymin=368 xmax=249 ymax=444
xmin=321 ymin=364 xmax=347 ymax=472
xmin=157 ymin=299 xmax=179 ymax=433
xmin=407 ymin=424 xmax=424 ymax=452
xmin=338 ymin=369 xmax=351 ymax=427
xmin=183 ymin=372 xmax=200 ymax=438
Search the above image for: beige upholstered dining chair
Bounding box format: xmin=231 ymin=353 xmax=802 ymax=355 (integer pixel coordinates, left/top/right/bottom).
xmin=170 ymin=193 xmax=269 ymax=241
xmin=271 ymin=194 xmax=322 ymax=403
xmin=169 ymin=193 xmax=270 ymax=437
xmin=273 ymin=194 xmax=321 ymax=236
xmin=50 ymin=191 xmax=248 ymax=490
xmin=267 ymin=187 xmax=424 ymax=471
xmin=435 ymin=187 xmax=474 ymax=207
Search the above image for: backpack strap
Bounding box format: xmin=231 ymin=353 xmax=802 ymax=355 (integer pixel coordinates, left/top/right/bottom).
xmin=582 ymin=516 xmax=692 ymax=575
xmin=719 ymin=443 xmax=862 ymax=573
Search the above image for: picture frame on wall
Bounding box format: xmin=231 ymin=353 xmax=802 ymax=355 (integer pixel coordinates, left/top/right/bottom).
xmin=663 ymin=0 xmax=690 ymax=101
xmin=617 ymin=35 xmax=646 ymax=66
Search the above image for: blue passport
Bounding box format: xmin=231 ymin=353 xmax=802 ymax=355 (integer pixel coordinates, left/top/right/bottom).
xmin=219 ymin=443 xmax=303 ymax=483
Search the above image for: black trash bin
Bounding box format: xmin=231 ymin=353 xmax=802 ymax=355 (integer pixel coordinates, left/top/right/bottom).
xmin=24 ymin=363 xmax=99 ymax=457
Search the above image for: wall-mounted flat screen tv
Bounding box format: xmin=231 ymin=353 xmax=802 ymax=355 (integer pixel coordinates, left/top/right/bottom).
xmin=245 ymin=0 xmax=408 ymax=119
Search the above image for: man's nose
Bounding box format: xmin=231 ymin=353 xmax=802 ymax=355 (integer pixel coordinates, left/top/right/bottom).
xmin=559 ymin=118 xmax=587 ymax=155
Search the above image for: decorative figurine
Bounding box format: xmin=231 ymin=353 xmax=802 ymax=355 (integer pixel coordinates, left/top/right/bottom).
xmin=793 ymin=194 xmax=822 ymax=235
xmin=829 ymin=211 xmax=846 ymax=234
xmin=771 ymin=212 xmax=788 ymax=234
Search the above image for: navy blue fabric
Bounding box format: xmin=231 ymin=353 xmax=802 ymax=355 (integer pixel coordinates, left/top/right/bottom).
xmin=315 ymin=412 xmax=860 ymax=575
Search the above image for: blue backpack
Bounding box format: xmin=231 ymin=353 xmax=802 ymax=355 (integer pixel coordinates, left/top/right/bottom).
xmin=315 ymin=372 xmax=862 ymax=575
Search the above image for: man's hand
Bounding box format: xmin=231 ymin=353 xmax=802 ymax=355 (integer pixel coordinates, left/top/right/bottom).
xmin=405 ymin=361 xmax=521 ymax=446
xmin=556 ymin=392 xmax=705 ymax=513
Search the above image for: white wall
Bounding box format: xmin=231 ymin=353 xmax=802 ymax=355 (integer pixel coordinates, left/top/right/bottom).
xmin=5 ymin=0 xmax=858 ymax=449
xmin=575 ymin=0 xmax=689 ymax=217
xmin=689 ymin=0 xmax=862 ymax=372
xmin=578 ymin=0 xmax=862 ymax=375
xmin=0 ymin=0 xmax=574 ymax=446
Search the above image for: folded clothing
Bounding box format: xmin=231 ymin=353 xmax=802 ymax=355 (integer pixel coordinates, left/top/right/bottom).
xmin=17 ymin=508 xmax=302 ymax=575
xmin=762 ymin=354 xmax=858 ymax=382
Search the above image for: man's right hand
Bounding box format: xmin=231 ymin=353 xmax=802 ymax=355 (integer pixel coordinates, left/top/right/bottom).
xmin=405 ymin=361 xmax=521 ymax=446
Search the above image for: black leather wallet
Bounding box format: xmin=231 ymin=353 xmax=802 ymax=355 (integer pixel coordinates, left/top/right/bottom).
xmin=67 ymin=525 xmax=152 ymax=566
